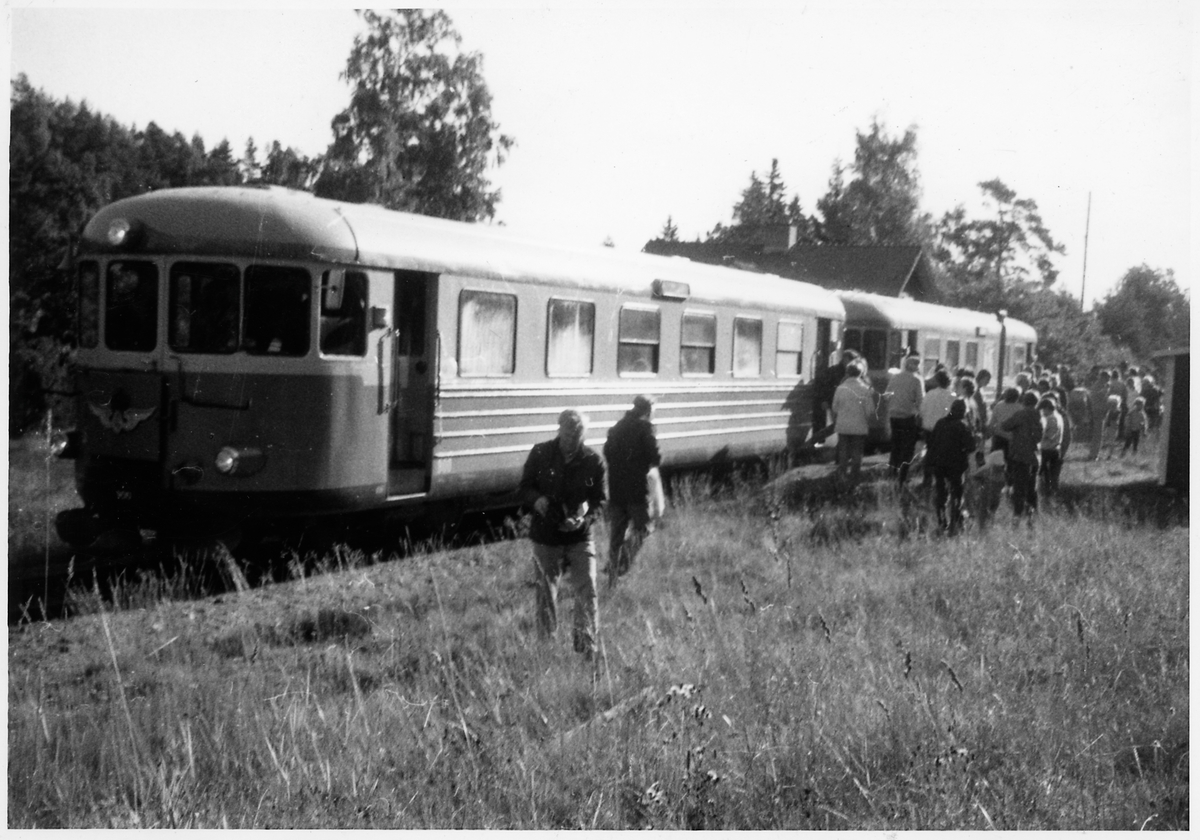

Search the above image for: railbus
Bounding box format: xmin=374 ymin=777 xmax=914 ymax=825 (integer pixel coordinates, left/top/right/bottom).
xmin=56 ymin=186 xmax=845 ymax=550
xmin=836 ymin=290 xmax=1037 ymax=443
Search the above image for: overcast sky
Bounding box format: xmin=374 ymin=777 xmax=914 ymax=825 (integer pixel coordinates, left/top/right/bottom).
xmin=7 ymin=1 xmax=1195 ymax=308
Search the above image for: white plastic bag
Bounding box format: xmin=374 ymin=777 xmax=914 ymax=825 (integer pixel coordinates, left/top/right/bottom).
xmin=647 ymin=467 xmax=666 ymax=521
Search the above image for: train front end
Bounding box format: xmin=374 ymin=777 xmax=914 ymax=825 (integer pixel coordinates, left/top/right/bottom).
xmin=55 ymin=188 xmax=391 ymax=550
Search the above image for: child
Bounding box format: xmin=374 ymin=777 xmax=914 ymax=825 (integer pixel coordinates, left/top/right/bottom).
xmin=967 ymin=449 xmax=1008 ymax=530
xmin=1121 ymin=396 xmax=1148 ymax=457
xmin=925 ymin=398 xmax=976 ymax=534
xmin=1037 ymin=397 xmax=1063 ymax=497
xmin=1101 ymin=394 xmax=1122 ymax=459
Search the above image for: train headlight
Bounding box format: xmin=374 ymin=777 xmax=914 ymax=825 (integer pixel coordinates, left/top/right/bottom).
xmin=106 ymin=218 xmax=133 ymax=246
xmin=214 ymin=445 xmax=266 ymax=476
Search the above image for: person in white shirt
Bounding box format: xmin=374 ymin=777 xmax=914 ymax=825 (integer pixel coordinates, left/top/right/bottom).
xmin=885 ymin=352 xmax=924 ymax=486
xmin=831 ymin=362 xmax=875 ymax=487
xmin=1038 ymin=397 xmax=1064 ymax=496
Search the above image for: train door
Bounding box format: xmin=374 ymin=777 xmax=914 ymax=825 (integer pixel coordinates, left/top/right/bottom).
xmin=387 ymin=270 xmax=438 ymax=496
xmin=814 ymin=317 xmax=832 ymax=375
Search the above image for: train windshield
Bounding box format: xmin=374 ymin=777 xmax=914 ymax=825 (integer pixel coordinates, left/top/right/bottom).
xmin=105 ymin=260 xmax=158 ymax=351
xmin=170 ymin=262 xmax=240 ymax=353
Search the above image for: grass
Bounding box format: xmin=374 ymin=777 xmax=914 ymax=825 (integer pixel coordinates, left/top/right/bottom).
xmin=6 ymin=443 xmax=1189 ymax=828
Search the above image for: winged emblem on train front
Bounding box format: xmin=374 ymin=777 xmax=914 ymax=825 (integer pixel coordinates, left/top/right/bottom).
xmin=88 ymin=389 xmax=157 ymax=433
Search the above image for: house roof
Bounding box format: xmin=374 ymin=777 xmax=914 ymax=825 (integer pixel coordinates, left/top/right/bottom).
xmin=642 ymin=239 xmax=940 ymax=301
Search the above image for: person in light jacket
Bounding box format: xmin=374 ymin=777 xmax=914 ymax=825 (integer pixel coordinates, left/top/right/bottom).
xmin=885 ymin=352 xmax=924 ymax=487
xmin=831 ymin=362 xmax=875 ymax=487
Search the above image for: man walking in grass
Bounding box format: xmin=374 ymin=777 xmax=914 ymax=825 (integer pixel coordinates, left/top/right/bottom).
xmin=519 ymin=409 xmax=607 ymax=658
xmin=603 ymin=395 xmax=661 ymax=585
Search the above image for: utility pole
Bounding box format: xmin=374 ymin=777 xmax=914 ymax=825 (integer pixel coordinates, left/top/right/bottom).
xmin=1080 ymin=192 xmax=1091 ymax=310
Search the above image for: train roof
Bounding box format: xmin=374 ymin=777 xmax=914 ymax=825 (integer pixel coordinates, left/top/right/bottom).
xmin=836 ymin=290 xmax=1037 ymax=343
xmin=81 ymin=186 xmax=845 ymax=320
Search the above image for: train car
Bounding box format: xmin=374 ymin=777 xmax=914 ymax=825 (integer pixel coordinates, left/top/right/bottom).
xmin=55 ymin=186 xmax=845 ymax=549
xmin=836 ymin=290 xmax=1037 ymax=442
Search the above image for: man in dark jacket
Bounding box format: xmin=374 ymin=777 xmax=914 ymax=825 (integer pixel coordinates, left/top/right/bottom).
xmin=519 ymin=409 xmax=606 ymax=657
xmin=603 ymin=395 xmax=662 ymax=583
xmin=925 ymin=398 xmax=977 ymax=534
xmin=1002 ymin=390 xmax=1044 ymax=521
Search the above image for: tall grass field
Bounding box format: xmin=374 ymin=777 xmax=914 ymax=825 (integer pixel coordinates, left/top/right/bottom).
xmin=7 ymin=435 xmax=1188 ymax=829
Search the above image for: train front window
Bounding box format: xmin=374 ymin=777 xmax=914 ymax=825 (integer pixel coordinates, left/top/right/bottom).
xmin=776 ymin=320 xmax=803 ymax=378
xmin=105 ymin=260 xmax=158 ymax=352
xmin=546 ymin=299 xmax=594 ymax=377
xmin=78 ymin=261 xmax=99 ymax=348
xmin=965 ymin=341 xmax=979 ymax=370
xmin=733 ymin=317 xmax=762 ymax=377
xmin=170 ymin=262 xmax=240 ymax=354
xmin=618 ymin=306 xmax=660 ymax=375
xmin=243 ymin=265 xmax=311 ymax=356
xmin=458 ymin=290 xmax=516 ymax=376
xmin=681 ymin=311 xmax=716 ymax=375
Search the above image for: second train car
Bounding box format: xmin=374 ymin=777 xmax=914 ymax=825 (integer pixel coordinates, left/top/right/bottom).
xmin=836 ymin=290 xmax=1037 ymax=443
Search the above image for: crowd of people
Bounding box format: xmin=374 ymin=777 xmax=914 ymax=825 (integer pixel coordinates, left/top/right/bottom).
xmin=823 ymin=349 xmax=1163 ymax=533
xmin=516 ymin=359 xmax=1163 ymax=658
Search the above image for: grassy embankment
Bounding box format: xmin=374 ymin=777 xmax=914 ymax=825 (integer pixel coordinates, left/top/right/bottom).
xmin=7 ymin=434 xmax=1189 ymax=829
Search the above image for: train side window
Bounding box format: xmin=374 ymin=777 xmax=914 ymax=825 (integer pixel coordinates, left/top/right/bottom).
xmin=681 ymin=311 xmax=716 ymax=375
xmin=922 ymin=337 xmax=940 ymax=375
xmin=733 ymin=317 xmax=762 ymax=378
xmin=458 ymin=290 xmax=516 ymax=376
xmin=776 ymin=320 xmax=803 ymax=378
xmin=945 ymin=340 xmax=960 ymax=370
xmin=78 ymin=261 xmax=99 ymax=348
xmin=243 ymin=265 xmax=311 ymax=356
xmin=843 ymin=328 xmax=862 ymax=356
xmin=887 ymin=330 xmax=904 ymax=369
xmin=546 ymin=298 xmax=594 ymax=377
xmin=618 ymin=306 xmax=660 ymax=375
xmin=1010 ymin=343 xmax=1026 ymax=374
xmin=861 ymin=329 xmax=888 ymax=373
xmin=320 ymin=270 xmax=368 ymax=357
xmin=105 ymin=260 xmax=158 ymax=352
xmin=169 ymin=262 xmax=240 ymax=354
xmin=965 ymin=341 xmax=979 ymax=370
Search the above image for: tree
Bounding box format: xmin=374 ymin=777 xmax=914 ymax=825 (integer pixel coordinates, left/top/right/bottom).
xmin=659 ymin=216 xmax=679 ymax=242
xmin=261 ymin=141 xmax=319 ymax=190
xmin=314 ymin=9 xmax=513 ymax=221
xmin=241 ymin=137 xmax=262 ymax=183
xmin=708 ymin=159 xmax=817 ymax=245
xmin=814 ymin=119 xmax=928 ymax=246
xmin=1019 ymin=286 xmax=1128 ymax=369
xmin=933 ymin=178 xmax=1064 ymax=314
xmin=1096 ymin=265 xmax=1189 ymax=360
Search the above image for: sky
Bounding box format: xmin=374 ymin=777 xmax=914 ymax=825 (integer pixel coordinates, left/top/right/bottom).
xmin=6 ymin=1 xmax=1195 ymax=308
